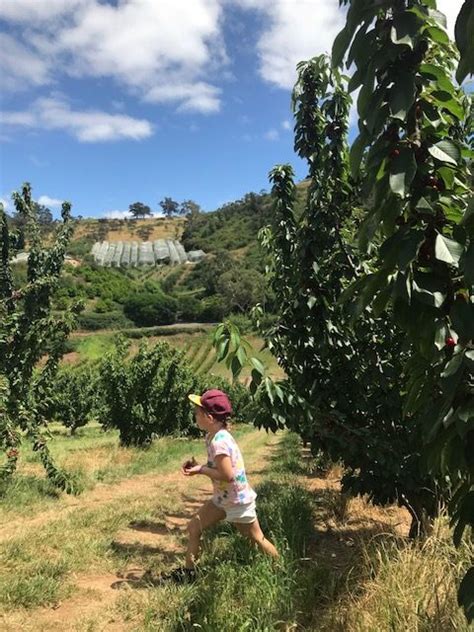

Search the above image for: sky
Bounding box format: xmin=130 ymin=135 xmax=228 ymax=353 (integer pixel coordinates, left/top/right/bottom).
xmin=0 ymin=0 xmax=464 ymax=218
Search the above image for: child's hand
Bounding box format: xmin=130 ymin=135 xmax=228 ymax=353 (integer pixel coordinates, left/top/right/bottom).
xmin=183 ymin=464 xmax=202 ymax=477
xmin=182 ymin=457 xmax=198 ymax=475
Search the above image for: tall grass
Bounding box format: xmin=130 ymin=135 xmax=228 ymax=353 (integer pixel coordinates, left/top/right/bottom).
xmin=319 ymin=525 xmax=473 ymax=632
xmin=0 ymin=424 xmax=254 ymax=518
xmin=131 ymin=433 xmax=324 ymax=631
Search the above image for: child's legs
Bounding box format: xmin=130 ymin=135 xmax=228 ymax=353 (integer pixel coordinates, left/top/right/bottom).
xmin=185 ymin=499 xmax=225 ymax=568
xmin=234 ymin=518 xmax=279 ymax=558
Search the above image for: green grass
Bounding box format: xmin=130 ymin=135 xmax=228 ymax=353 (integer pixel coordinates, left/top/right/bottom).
xmin=1 ymin=431 xmax=472 ymax=630
xmin=121 ymin=432 xmax=324 ymax=631
xmin=71 ymin=333 xmax=116 ymax=360
xmin=0 ymin=428 xmax=272 ymax=617
xmin=0 ymin=424 xmax=254 ymax=521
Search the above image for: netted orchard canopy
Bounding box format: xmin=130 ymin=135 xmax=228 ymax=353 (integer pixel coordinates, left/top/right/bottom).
xmin=91 ymin=240 xmax=205 ymax=267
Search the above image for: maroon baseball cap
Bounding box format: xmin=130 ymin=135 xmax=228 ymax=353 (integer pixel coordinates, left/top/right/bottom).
xmin=188 ymin=389 xmax=232 ymax=417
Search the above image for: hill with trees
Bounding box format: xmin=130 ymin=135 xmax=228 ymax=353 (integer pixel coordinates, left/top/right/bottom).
xmin=7 ymin=181 xmax=309 ymax=331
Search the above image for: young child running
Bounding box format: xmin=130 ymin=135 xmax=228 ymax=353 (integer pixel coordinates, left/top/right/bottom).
xmin=164 ymin=388 xmax=278 ymax=583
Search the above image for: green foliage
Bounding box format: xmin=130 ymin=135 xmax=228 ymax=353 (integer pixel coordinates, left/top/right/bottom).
xmin=99 ymin=337 xmax=252 ymax=446
xmin=159 ymin=197 xmax=179 ymax=218
xmin=181 ymin=191 xmax=274 ymax=253
xmin=0 ymin=184 xmax=80 ymax=493
xmin=77 ymin=310 xmax=133 ymax=331
xmin=334 ymin=0 xmax=473 ymax=619
xmin=123 ymin=290 xmax=177 ymax=326
xmin=129 ymin=201 xmax=152 ymax=219
xmin=214 ymin=56 xmax=446 ymax=536
xmin=45 ymin=364 xmax=101 ymax=434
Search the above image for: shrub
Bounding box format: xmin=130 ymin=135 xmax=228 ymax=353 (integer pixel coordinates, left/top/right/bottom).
xmin=45 ymin=364 xmax=101 ymax=434
xmin=99 ymin=338 xmax=254 ymax=446
xmin=77 ymin=311 xmax=133 ymax=331
xmin=123 ymin=291 xmax=177 ymax=326
xmin=100 ymin=338 xmax=203 ymax=445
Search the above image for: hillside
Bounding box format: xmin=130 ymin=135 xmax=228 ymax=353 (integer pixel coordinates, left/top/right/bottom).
xmin=63 ymin=179 xmax=310 ymax=260
xmin=66 ymin=217 xmax=186 ymax=258
xmin=11 ymin=180 xmax=310 ymax=331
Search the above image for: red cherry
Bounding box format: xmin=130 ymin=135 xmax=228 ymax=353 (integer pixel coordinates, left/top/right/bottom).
xmin=390 ymin=148 xmax=400 ymax=158
xmin=416 ymin=104 xmax=423 ymax=118
xmin=445 ymin=337 xmax=455 ymax=348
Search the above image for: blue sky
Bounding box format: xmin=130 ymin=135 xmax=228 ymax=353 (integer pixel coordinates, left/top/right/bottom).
xmin=0 ymin=0 xmax=462 ymax=218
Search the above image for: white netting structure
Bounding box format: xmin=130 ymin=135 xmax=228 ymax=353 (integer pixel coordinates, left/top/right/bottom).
xmin=90 ymin=240 xmax=204 ymax=267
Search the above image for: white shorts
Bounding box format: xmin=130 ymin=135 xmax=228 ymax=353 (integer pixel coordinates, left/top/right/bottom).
xmin=212 ymin=499 xmax=257 ymax=524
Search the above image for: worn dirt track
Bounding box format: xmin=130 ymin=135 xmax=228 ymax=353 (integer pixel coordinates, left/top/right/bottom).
xmin=0 ymin=430 xmax=278 ymax=632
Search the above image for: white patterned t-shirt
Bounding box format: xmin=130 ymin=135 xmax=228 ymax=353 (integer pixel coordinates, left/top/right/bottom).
xmin=206 ymin=429 xmax=257 ymax=508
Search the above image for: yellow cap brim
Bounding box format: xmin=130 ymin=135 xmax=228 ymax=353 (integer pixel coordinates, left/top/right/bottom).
xmin=188 ymin=394 xmax=202 ymax=407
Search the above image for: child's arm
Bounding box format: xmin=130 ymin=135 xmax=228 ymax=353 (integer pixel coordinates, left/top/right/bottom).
xmin=183 ymin=455 xmax=233 ymax=482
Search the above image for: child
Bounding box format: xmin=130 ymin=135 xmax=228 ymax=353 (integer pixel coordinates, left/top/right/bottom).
xmin=165 ymin=388 xmax=278 ymax=583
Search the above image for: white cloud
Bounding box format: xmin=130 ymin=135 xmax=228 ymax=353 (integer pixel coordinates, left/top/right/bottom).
xmin=0 ymin=197 xmax=11 ymax=212
xmin=235 ymin=0 xmax=345 ymax=89
xmin=0 ymin=0 xmax=87 ymax=23
xmin=1 ymin=96 xmax=154 ymax=142
xmin=1 ymin=0 xmax=226 ymax=113
xmin=103 ymin=209 xmax=165 ymax=219
xmin=0 ymin=33 xmax=51 ymax=91
xmin=145 ymin=82 xmax=221 ymax=113
xmin=264 ymin=128 xmax=279 ymax=141
xmin=103 ymin=210 xmax=132 ymax=220
xmin=281 ymin=120 xmax=291 ymax=131
xmin=38 ymin=195 xmax=63 ymax=208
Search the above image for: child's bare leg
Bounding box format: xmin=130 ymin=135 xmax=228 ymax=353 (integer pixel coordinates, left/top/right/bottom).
xmin=235 ymin=519 xmax=279 ymax=558
xmin=185 ymin=500 xmax=225 ymax=568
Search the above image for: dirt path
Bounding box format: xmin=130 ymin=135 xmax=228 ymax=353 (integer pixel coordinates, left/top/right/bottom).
xmin=0 ymin=430 xmax=268 ymax=543
xmin=0 ymin=430 xmax=278 ymax=632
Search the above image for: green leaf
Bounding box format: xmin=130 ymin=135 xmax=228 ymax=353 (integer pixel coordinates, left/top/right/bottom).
xmin=450 ymin=301 xmax=474 ymax=340
xmin=427 ymin=8 xmax=447 ymax=29
xmin=389 ymin=73 xmax=416 ymax=120
xmin=412 ymin=274 xmax=446 ymax=308
xmin=441 ymin=351 xmax=464 ymax=379
xmin=435 ymin=235 xmax=463 ymax=266
xmin=230 ymin=354 xmax=242 ymax=378
xmin=425 ymin=25 xmax=449 ymax=45
xmin=455 ymin=0 xmax=474 ymax=84
xmin=458 ymin=567 xmax=474 ymax=622
xmin=431 ymin=91 xmax=465 ymax=118
xmin=380 ymin=228 xmax=425 ymax=271
xmin=236 ymin=345 xmax=247 ymax=367
xmin=230 ymin=326 xmax=241 ymax=350
xmin=357 ymin=65 xmax=375 ymax=120
xmin=428 ymin=140 xmax=461 ymax=166
xmin=216 ymin=338 xmax=230 ymax=362
xmin=391 ymin=12 xmax=422 ymax=48
xmin=249 ymin=356 xmax=265 ymax=375
xmin=434 ymin=320 xmax=448 ymax=350
xmin=332 ymin=26 xmax=352 ymax=68
xmin=419 ymin=63 xmax=448 ymax=81
xmin=350 ymin=130 xmax=369 ymax=178
xmin=464 ymin=243 xmax=474 ymax=286
xmin=389 ymin=147 xmax=417 ymax=198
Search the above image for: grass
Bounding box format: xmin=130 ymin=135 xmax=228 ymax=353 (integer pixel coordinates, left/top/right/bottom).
xmin=0 ymin=427 xmax=272 ymax=618
xmin=1 ymin=430 xmax=471 ymax=630
xmin=0 ymin=423 xmax=254 ymax=520
xmin=113 ymin=433 xmax=325 ymax=631
xmin=65 ymin=329 xmax=285 ymax=383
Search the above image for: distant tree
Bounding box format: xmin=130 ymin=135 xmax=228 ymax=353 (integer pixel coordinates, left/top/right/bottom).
xmin=180 ymin=200 xmax=201 ymax=217
xmin=159 ymin=197 xmax=179 ymax=218
xmin=216 ymin=268 xmax=266 ymax=313
xmin=123 ymin=291 xmax=177 ymax=326
xmin=129 ymin=202 xmax=152 ymax=220
xmin=33 ymin=203 xmax=53 ymax=225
